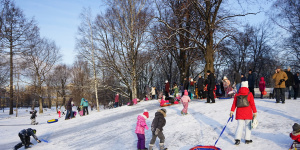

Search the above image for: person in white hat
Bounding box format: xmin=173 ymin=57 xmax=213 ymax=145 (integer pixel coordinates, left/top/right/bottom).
xmin=230 ymin=81 xmax=257 ymax=145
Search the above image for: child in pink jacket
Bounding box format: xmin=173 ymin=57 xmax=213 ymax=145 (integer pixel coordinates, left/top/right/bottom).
xmin=135 ymin=109 xmax=149 ymax=150
xmin=181 ymin=90 xmax=191 ymax=115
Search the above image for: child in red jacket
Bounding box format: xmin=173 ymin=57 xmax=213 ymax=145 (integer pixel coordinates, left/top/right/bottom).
xmin=290 ymin=123 xmax=300 ymax=142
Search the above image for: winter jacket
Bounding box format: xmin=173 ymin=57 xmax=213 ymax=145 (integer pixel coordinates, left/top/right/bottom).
xmin=207 ymin=73 xmax=215 ymax=91
xmin=197 ymin=77 xmax=204 ymax=90
xmin=135 ymin=115 xmax=148 ymax=134
xmin=151 ymin=109 xmax=166 ymax=132
xmin=180 ymin=95 xmax=191 ymax=103
xmin=30 ymin=110 xmax=37 ymax=119
xmin=19 ymin=128 xmax=39 ymax=141
xmin=248 ymin=73 xmax=255 ymax=88
xmin=272 ymin=70 xmax=288 ymax=88
xmin=80 ymin=98 xmax=89 ymax=107
xmin=173 ymin=86 xmax=179 ymax=95
xmin=290 ymin=131 xmax=300 ymax=142
xmin=285 ymin=71 xmax=294 ymax=87
xmin=67 ymin=99 xmax=73 ymax=111
xmin=241 ymin=74 xmax=247 ymax=82
xmin=151 ymin=87 xmax=156 ymax=95
xmin=259 ymin=77 xmax=266 ymax=92
xmin=189 ymin=82 xmax=195 ymax=92
xmin=231 ymin=87 xmax=257 ymax=120
xmin=294 ymin=74 xmax=300 ymax=88
xmin=165 ymin=82 xmax=170 ymax=93
xmin=234 ymin=72 xmax=241 ymax=84
xmin=115 ymin=95 xmax=119 ymax=102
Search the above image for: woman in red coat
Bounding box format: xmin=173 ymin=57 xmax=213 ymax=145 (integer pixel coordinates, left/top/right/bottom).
xmin=230 ymin=81 xmax=257 ymax=145
xmin=259 ymin=77 xmax=266 ymax=99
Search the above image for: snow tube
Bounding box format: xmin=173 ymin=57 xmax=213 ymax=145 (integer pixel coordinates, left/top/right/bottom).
xmin=190 ymin=145 xmax=221 ymax=150
xmin=47 ymin=119 xmax=58 ymax=124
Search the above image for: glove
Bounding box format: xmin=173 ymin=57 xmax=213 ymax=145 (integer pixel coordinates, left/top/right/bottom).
xmin=229 ymin=111 xmax=233 ymax=117
xmin=145 ymin=126 xmax=149 ymax=130
xmin=37 ymin=140 xmax=41 ymax=143
xmin=253 ymin=113 xmax=257 ymax=119
xmin=155 ymin=128 xmax=160 ymax=135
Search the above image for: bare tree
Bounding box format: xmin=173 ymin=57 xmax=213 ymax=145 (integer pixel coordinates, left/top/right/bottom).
xmin=23 ymin=38 xmax=61 ymax=113
xmin=0 ymin=0 xmax=37 ymax=114
xmin=92 ymin=0 xmax=153 ymax=100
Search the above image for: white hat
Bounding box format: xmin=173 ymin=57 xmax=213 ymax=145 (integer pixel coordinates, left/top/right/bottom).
xmin=165 ymin=80 xmax=168 ymax=83
xmin=191 ymin=79 xmax=193 ymax=82
xmin=241 ymin=81 xmax=248 ymax=88
xmin=224 ymin=76 xmax=228 ymax=80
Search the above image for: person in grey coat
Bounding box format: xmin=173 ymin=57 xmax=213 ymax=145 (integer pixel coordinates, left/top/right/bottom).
xmin=149 ymin=108 xmax=167 ymax=150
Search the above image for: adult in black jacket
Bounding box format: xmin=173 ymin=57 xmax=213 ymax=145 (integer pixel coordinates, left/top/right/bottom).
xmin=206 ymin=70 xmax=215 ymax=103
xmin=285 ymin=67 xmax=294 ymax=99
xmin=182 ymin=78 xmax=189 ymax=96
xmin=14 ymin=128 xmax=41 ymax=149
xmin=197 ymin=75 xmax=204 ymax=99
xmin=247 ymin=70 xmax=255 ymax=96
xmin=241 ymin=73 xmax=247 ymax=81
xmin=149 ymin=108 xmax=167 ymax=150
xmin=294 ymin=72 xmax=299 ymax=100
xmin=65 ymin=98 xmax=74 ymax=120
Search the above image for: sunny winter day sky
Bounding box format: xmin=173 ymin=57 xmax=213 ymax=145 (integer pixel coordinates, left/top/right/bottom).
xmin=14 ymin=0 xmax=273 ymax=66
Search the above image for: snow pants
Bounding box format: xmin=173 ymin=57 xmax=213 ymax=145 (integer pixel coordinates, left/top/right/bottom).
xmin=137 ymin=133 xmax=146 ymax=149
xmin=235 ymin=119 xmax=251 ymax=141
xmin=182 ymin=102 xmax=189 ymax=114
xmin=83 ymin=106 xmax=89 ymax=115
xmin=31 ymin=118 xmax=36 ymax=125
xmin=150 ymin=131 xmax=165 ymax=145
xmin=15 ymin=133 xmax=30 ymax=149
xmin=275 ymin=88 xmax=285 ymax=103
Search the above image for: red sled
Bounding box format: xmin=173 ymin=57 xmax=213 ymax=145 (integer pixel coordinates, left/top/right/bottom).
xmin=190 ymin=145 xmax=221 ymax=150
xmin=79 ymin=110 xmax=83 ymax=116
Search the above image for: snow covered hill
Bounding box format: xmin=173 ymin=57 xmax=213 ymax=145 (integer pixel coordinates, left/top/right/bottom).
xmin=0 ymin=98 xmax=299 ymax=150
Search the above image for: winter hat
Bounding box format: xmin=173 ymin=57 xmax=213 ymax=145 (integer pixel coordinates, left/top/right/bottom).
xmin=161 ymin=108 xmax=167 ymax=114
xmin=241 ymin=81 xmax=248 ymax=88
xmin=184 ymin=90 xmax=188 ymax=96
xmin=207 ymin=70 xmax=211 ymax=73
xmin=143 ymin=109 xmax=149 ymax=119
xmin=293 ymin=123 xmax=300 ymax=133
xmin=223 ymin=76 xmax=228 ymax=80
xmin=165 ymin=80 xmax=168 ymax=83
xmin=191 ymin=79 xmax=193 ymax=82
xmin=276 ymin=66 xmax=281 ymax=69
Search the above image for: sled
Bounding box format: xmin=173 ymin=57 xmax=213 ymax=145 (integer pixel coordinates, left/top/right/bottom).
xmin=79 ymin=110 xmax=83 ymax=116
xmin=160 ymin=103 xmax=171 ymax=107
xmin=41 ymin=139 xmax=49 ymax=143
xmin=289 ymin=141 xmax=300 ymax=150
xmin=190 ymin=145 xmax=221 ymax=150
xmin=218 ymin=97 xmax=231 ymax=99
xmin=47 ymin=119 xmax=58 ymax=124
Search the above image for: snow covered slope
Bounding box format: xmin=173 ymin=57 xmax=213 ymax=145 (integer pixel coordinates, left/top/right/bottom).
xmin=0 ymin=98 xmax=299 ymax=150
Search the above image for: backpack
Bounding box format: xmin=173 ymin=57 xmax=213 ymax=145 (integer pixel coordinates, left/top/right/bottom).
xmin=236 ymin=92 xmax=250 ymax=107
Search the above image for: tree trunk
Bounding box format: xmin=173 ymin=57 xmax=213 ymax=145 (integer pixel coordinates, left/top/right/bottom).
xmin=38 ymin=77 xmax=43 ymax=113
xmin=9 ymin=42 xmax=13 ymax=115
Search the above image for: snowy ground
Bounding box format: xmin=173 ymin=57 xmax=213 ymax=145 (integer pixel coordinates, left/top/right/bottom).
xmin=0 ymin=98 xmax=299 ymax=150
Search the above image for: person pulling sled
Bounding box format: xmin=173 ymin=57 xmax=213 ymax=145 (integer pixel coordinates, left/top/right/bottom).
xmin=14 ymin=128 xmax=41 ymax=150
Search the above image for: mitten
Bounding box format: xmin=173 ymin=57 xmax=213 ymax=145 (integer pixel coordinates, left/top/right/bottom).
xmin=253 ymin=113 xmax=257 ymax=118
xmin=145 ymin=125 xmax=149 ymax=130
xmin=229 ymin=111 xmax=233 ymax=117
xmin=37 ymin=140 xmax=41 ymax=143
xmin=155 ymin=128 xmax=160 ymax=135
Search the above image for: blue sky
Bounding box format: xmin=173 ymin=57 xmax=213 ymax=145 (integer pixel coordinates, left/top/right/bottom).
xmin=15 ymin=0 xmax=105 ymax=65
xmin=14 ymin=0 xmax=273 ymax=65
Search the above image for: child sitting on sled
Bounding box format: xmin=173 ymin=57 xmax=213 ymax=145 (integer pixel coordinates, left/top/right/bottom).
xmin=290 ymin=123 xmax=300 ymax=142
xmin=135 ymin=109 xmax=149 ymax=150
xmin=14 ymin=128 xmax=41 ymax=150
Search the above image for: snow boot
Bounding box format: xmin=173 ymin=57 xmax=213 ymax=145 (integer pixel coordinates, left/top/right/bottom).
xmin=245 ymin=140 xmax=253 ymax=144
xmin=234 ymin=139 xmax=240 ymax=145
xmin=159 ymin=143 xmax=165 ymax=150
xmin=149 ymin=144 xmax=154 ymax=150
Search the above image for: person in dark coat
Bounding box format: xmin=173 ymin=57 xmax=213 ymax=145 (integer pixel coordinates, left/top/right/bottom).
xmin=65 ymin=98 xmax=74 ymax=120
xmin=197 ymin=75 xmax=204 ymax=99
xmin=206 ymin=70 xmax=215 ymax=103
xmin=234 ymin=72 xmax=242 ymax=93
xmin=30 ymin=110 xmax=38 ymax=125
xmin=285 ymin=67 xmax=294 ymax=99
xmin=149 ymin=108 xmax=167 ymax=150
xmin=220 ymin=80 xmax=225 ymax=97
xmin=165 ymin=80 xmax=170 ymax=98
xmin=294 ymin=72 xmax=300 ymax=100
xmin=247 ymin=70 xmax=255 ymax=96
xmin=14 ymin=128 xmax=41 ymax=149
xmin=182 ymin=78 xmax=189 ymax=96
xmin=241 ymin=73 xmax=247 ymax=81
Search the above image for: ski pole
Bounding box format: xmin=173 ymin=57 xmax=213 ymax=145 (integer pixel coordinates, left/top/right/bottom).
xmin=214 ymin=115 xmax=234 ymax=146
